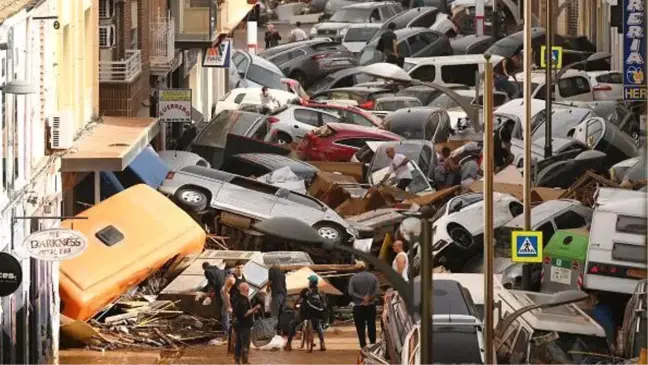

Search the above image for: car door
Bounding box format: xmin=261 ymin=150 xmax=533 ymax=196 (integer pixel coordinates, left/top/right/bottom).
xmin=409 ymin=64 xmax=436 ymax=82
xmin=214 ymin=177 xmax=278 ymax=219
xmin=558 ymin=76 xmax=594 ymax=102
xmin=292 ymin=108 xmax=323 ymax=138
xmin=271 ymin=190 xmax=324 ymax=223
xmin=406 ymin=33 xmax=432 ymax=57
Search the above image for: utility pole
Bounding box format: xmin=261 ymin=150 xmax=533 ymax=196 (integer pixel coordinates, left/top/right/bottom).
xmin=420 ymin=217 xmax=433 ymax=365
xmin=544 ymin=0 xmax=554 ymax=160
xmin=475 ymin=0 xmax=485 ymax=36
xmin=482 ymin=53 xmax=495 ymax=365
xmin=521 ymin=0 xmax=534 ymax=291
xmin=491 ymin=0 xmax=499 ymax=40
xmin=247 ymin=4 xmax=259 ymax=55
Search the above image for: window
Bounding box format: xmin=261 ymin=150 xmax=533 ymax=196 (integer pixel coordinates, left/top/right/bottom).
xmin=407 ymin=34 xmax=430 ymax=55
xmin=410 ymin=65 xmax=435 ymax=82
xmin=285 ymin=192 xmax=324 ymax=210
xmin=425 ymin=114 xmax=440 ymax=141
xmin=440 ymin=64 xmax=479 ymax=86
xmin=250 ymin=120 xmax=269 ymax=140
xmin=534 ymin=84 xmax=548 ymax=100
xmin=509 ymin=329 xmax=530 ymax=363
xmin=369 ymin=9 xmax=380 ymax=22
xmin=235 ymin=56 xmax=250 ymax=75
xmin=344 ymin=27 xmax=379 ymax=42
xmin=246 ymin=65 xmax=285 ymax=90
xmin=466 ymin=41 xmax=491 ymax=55
xmin=537 ymin=221 xmax=556 ymax=243
xmin=613 ymin=242 xmax=647 ymax=264
xmin=335 ymin=138 xmax=371 ymax=148
xmin=320 ymin=112 xmax=339 ymax=125
xmin=233 ymin=93 xmax=246 ymax=103
xmin=617 ymin=215 xmax=647 ymax=235
xmin=397 ymin=41 xmax=411 ymax=57
xmin=232 ymin=52 xmax=247 ymax=67
xmin=596 ymin=72 xmax=623 ymax=84
xmin=559 ymin=77 xmax=589 ymax=98
xmin=554 ymin=210 xmax=587 ymax=230
xmin=229 ymin=176 xmax=278 ymax=195
xmin=330 ymin=8 xmax=373 ymax=23
xmin=573 ymin=77 xmax=591 ymax=94
xmin=272 ymin=49 xmax=306 ymax=66
xmin=130 ymin=0 xmax=138 ymax=49
xmin=410 ymin=10 xmax=439 ymax=27
xmin=294 ymin=109 xmax=320 ymax=126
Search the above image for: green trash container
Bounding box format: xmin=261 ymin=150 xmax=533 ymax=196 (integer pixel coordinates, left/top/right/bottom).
xmin=540 ymin=228 xmax=590 ymax=294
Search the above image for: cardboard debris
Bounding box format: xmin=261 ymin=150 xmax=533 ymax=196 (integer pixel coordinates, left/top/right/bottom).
xmin=434 ymin=140 xmax=472 ymax=154
xmin=285 ymin=267 xmax=343 ymax=296
xmin=558 ymin=171 xmax=621 ymax=207
xmin=335 ymin=188 xmax=398 ymax=217
xmin=469 ymin=181 xmax=565 ymax=204
xmin=404 ymin=186 xmax=461 ymax=207
xmin=306 ymin=161 xmax=365 ymax=182
xmin=492 ymin=165 xmax=524 ymax=185
xmin=307 ymin=172 xmax=357 ymax=209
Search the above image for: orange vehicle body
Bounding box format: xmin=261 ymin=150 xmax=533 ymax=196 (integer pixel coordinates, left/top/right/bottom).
xmin=59 ymin=184 xmax=206 ymax=321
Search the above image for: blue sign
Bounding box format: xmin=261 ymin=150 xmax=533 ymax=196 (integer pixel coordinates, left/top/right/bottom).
xmin=511 ymin=231 xmax=543 ymax=263
xmin=623 ymin=0 xmax=647 ymax=101
xmin=203 ymin=39 xmax=232 ymax=68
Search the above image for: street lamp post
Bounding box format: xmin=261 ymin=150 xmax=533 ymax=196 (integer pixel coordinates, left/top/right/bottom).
xmin=544 ymin=0 xmax=554 ymax=160
xmin=521 ymin=0 xmax=534 ymax=291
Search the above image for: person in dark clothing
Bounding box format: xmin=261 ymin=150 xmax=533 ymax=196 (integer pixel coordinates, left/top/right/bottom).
xmin=264 ymin=24 xmax=281 ymax=49
xmin=348 ymin=268 xmax=380 ymax=348
xmin=195 ymin=262 xmax=230 ymax=338
xmin=267 ymin=265 xmax=287 ymax=333
xmin=493 ymin=128 xmax=513 ymax=172
xmin=284 ymin=275 xmax=327 ymax=351
xmin=223 ymin=261 xmax=247 ymax=350
xmin=232 ymin=282 xmax=261 ymax=364
xmin=377 ymin=23 xmax=399 ymax=65
xmin=494 ymin=53 xmax=521 ymax=98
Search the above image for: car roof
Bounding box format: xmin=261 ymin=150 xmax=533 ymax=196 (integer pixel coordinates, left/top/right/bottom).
xmin=258 ymin=39 xmax=331 ymax=57
xmin=450 ymin=34 xmax=493 ymax=48
xmin=412 ymin=278 xmax=476 ymax=316
xmin=342 ymin=1 xmax=396 ymax=9
xmin=393 ymin=27 xmax=437 ymax=39
xmin=179 ymin=165 xmax=236 ymax=182
xmin=326 ymin=122 xmax=401 ymax=138
xmin=250 ymin=53 xmax=283 ymax=73
xmin=505 ymin=199 xmax=582 ymax=228
xmin=318 ymin=86 xmax=390 ymax=93
xmin=376 ymin=95 xmax=421 ymax=102
xmin=514 ymin=69 xmax=590 ymax=84
xmin=495 ymin=98 xmax=547 ymax=117
xmin=432 ymin=274 xmax=504 ymax=305
xmin=386 ymin=6 xmax=438 ymax=24
xmin=502 ymin=290 xmax=606 ymax=337
xmin=406 ymin=53 xmax=503 ymax=66
xmin=385 ymin=106 xmax=446 ymax=121
xmin=345 ymin=23 xmax=382 ymax=29
xmin=232 ymin=153 xmax=318 ymax=171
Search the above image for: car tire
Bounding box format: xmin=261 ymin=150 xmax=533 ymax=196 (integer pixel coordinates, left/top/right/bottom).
xmin=447 ymin=224 xmax=473 ymax=248
xmin=313 ymin=222 xmax=344 ymax=245
xmin=277 ymin=132 xmax=293 ymax=146
xmin=175 ymin=187 xmax=208 ymax=213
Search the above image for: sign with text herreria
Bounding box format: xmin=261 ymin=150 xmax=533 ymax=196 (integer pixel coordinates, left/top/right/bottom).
xmin=159 ymin=89 xmax=192 ymax=123
xmin=623 ymin=0 xmax=647 ymax=101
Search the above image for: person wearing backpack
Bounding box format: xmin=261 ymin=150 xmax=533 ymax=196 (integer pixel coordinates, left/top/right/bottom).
xmin=284 ymin=275 xmax=327 ymax=351
xmin=195 ymin=262 xmax=229 ymax=340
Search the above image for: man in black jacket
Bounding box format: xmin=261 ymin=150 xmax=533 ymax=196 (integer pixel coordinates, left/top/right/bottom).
xmin=233 ymin=282 xmax=261 ymax=364
xmin=267 ymin=265 xmax=287 ymax=333
xmin=195 ymin=262 xmax=230 ymax=338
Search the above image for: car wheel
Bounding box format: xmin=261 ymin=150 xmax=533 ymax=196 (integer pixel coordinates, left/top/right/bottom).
xmin=175 ymin=187 xmax=208 ymax=213
xmin=276 ymin=132 xmax=292 ymax=146
xmin=313 ymin=222 xmax=344 ymax=245
xmin=447 ymin=224 xmax=473 ymax=248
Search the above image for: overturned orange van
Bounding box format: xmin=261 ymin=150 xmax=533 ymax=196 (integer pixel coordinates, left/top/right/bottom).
xmin=60 ymin=184 xmax=206 ymax=321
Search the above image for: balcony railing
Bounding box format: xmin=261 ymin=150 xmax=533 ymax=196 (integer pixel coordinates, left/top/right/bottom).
xmin=150 ymin=15 xmax=176 ymax=74
xmin=99 ymin=50 xmax=142 ymax=83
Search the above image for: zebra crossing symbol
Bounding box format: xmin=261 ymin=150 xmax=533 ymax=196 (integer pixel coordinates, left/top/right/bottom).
xmin=511 ymin=231 xmax=543 ymax=263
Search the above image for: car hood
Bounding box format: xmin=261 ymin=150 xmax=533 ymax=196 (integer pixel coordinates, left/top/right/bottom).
xmin=342 ymin=41 xmax=368 ymax=53
xmin=314 ymin=22 xmax=353 ymax=31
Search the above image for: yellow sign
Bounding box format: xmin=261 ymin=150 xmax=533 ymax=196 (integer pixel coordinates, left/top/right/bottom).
xmin=540 ymin=45 xmax=563 ymax=69
xmin=511 ymin=231 xmax=543 ymax=263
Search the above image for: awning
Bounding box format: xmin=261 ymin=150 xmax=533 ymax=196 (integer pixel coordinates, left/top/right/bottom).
xmin=218 ymin=0 xmax=255 ymax=35
xmin=61 ymin=117 xmax=160 ymax=172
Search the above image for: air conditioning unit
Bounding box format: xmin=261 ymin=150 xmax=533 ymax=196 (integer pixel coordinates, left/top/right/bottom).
xmin=49 ymin=111 xmax=74 ymax=150
xmin=99 ymin=0 xmax=115 ymax=19
xmin=99 ymin=25 xmax=116 ymax=48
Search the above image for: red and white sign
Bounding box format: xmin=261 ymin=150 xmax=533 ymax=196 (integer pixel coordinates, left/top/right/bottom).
xmin=158 ymin=89 xmax=192 ymax=123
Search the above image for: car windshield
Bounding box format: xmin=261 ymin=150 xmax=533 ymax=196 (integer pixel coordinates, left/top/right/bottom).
xmin=345 ymin=27 xmax=379 ymax=42
xmin=371 ymin=144 xmax=423 ymax=172
xmin=246 ymin=64 xmax=285 ymax=89
xmin=429 ymin=94 xmax=472 ymax=109
xmin=529 ymin=331 xmax=611 ymax=364
xmin=330 ymin=8 xmax=371 ymax=23
xmin=397 ymin=88 xmax=442 ymax=105
xmin=376 ymin=99 xmax=422 ymax=111
xmin=389 ymin=121 xmax=425 ymax=139
xmin=308 ymin=75 xmax=337 ymax=93
xmin=194 ymin=111 xmax=261 ymax=146
xmin=358 ymin=47 xmax=383 ymax=65
xmin=320 ymin=107 xmax=378 ymax=127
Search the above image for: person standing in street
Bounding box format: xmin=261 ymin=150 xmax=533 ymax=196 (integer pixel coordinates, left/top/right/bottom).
xmin=195 ymin=262 xmax=230 ymax=339
xmin=348 ymin=267 xmax=380 ymax=348
xmin=233 ymin=282 xmax=262 ymax=364
xmin=264 ymin=24 xmax=281 ymax=49
xmin=391 ymin=240 xmax=409 ymax=282
xmin=377 ymin=23 xmax=399 ymax=65
xmin=267 ymin=265 xmax=287 ymax=334
xmin=285 ymin=275 xmax=327 ymax=351
xmin=379 ymin=146 xmax=412 ymax=190
xmin=223 ymin=261 xmax=248 ymax=354
xmin=289 ymin=21 xmax=308 ymax=42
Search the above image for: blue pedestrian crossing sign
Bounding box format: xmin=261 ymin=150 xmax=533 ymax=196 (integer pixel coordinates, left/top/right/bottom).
xmin=540 ymin=45 xmax=563 ymax=69
xmin=511 ymin=231 xmax=543 ymax=263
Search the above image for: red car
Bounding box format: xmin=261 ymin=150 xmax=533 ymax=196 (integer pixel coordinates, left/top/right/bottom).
xmin=297 ymin=123 xmax=402 ymax=162
xmin=301 ymin=101 xmax=385 ymax=129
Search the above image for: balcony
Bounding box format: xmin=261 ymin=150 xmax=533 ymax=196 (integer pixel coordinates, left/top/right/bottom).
xmin=150 ymin=16 xmax=176 ymax=74
xmin=99 ymin=50 xmax=143 ymax=83
xmin=171 ymin=0 xmax=218 ymax=48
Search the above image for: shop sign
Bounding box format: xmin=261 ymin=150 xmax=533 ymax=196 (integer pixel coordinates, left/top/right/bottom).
xmin=623 ymin=0 xmax=647 ymax=101
xmin=158 ymin=89 xmax=192 ymax=123
xmin=203 ymin=39 xmax=232 ymax=68
xmin=0 ymin=253 xmax=22 ymax=297
xmin=23 ymin=229 xmax=88 ymax=261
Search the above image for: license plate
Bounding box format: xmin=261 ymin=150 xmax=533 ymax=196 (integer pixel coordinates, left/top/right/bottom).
xmin=550 ymin=266 xmax=572 ymax=285
xmin=627 ymin=269 xmax=647 ymax=279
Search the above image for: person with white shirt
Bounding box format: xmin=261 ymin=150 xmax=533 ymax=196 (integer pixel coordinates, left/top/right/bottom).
xmin=379 ymin=147 xmax=412 ymax=190
xmin=391 ymin=240 xmax=409 ymax=282
xmin=289 ymin=21 xmax=308 ymax=42
xmin=259 ymin=87 xmax=279 ymax=114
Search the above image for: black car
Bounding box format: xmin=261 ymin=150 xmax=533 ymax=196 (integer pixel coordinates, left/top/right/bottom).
xmin=187 ymin=111 xmax=290 ymax=168
xmin=262 ymin=40 xmax=356 ymax=88
xmin=358 ymin=28 xmax=452 ymax=66
xmin=368 ymin=6 xmax=442 ymax=43
xmin=450 ymin=34 xmax=494 ymax=55
xmin=220 ymin=153 xmax=319 ymax=185
xmin=383 ymin=107 xmax=452 ymax=143
xmin=306 ymin=66 xmax=376 ymax=94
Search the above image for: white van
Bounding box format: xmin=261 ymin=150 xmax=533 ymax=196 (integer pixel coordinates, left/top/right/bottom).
xmin=584 ymin=188 xmax=647 ymax=294
xmin=213 ymin=87 xmax=298 ymax=116
xmin=403 ymin=54 xmax=504 ymax=87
